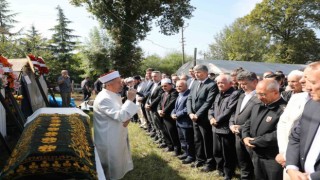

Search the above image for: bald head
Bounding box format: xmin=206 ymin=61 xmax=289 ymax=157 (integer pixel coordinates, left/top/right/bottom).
xmin=306 ymin=61 xmax=320 ymax=101
xmin=256 ymin=79 xmax=280 ymax=105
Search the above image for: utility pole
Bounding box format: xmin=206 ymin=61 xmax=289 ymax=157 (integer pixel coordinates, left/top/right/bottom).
xmin=181 ymin=24 xmax=188 ymax=65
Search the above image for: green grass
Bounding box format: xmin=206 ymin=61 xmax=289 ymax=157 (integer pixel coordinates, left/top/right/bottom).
xmin=122 ymin=123 xmax=228 ymax=180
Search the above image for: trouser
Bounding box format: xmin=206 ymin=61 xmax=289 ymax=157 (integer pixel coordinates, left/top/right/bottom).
xmin=152 ymin=111 xmax=167 ymax=143
xmin=140 ymin=103 xmax=149 ymax=128
xmin=193 ymin=121 xmax=215 ymax=166
xmin=252 ymin=152 xmax=283 ymax=180
xmin=60 ymin=92 xmax=70 ymax=107
xmin=146 ymin=109 xmax=154 ymax=132
xmin=177 ymin=125 xmax=195 ymax=158
xmin=83 ymin=89 xmax=91 ymax=101
xmin=235 ymin=135 xmax=254 ymax=180
xmin=163 ymin=118 xmax=181 ymax=150
xmin=138 ymin=107 xmax=147 ymax=127
xmin=213 ymin=132 xmax=237 ymax=178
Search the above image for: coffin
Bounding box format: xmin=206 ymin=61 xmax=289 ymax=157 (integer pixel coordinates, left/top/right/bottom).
xmin=0 ymin=110 xmax=97 ymax=179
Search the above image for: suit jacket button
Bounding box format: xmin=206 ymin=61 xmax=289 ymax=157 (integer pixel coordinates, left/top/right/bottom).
xmin=301 ymin=158 xmax=304 ymax=160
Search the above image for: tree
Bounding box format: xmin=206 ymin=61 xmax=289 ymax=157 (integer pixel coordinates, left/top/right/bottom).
xmin=46 ymin=6 xmax=81 ymax=83
xmin=246 ymin=0 xmax=320 ymax=63
xmin=80 ymin=26 xmax=113 ymax=78
xmin=0 ymin=0 xmax=23 ymax=58
xmin=208 ymin=18 xmax=270 ymax=61
xmin=140 ymin=52 xmax=192 ymax=75
xmin=70 ymin=0 xmax=195 ymax=76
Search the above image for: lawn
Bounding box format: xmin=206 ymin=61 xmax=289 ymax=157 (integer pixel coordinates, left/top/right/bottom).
xmin=122 ymin=123 xmax=230 ymax=180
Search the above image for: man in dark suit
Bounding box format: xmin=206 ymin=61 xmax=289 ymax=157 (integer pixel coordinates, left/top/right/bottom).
xmin=242 ymin=79 xmax=286 ymax=180
xmin=158 ymin=78 xmax=180 ymax=155
xmin=229 ymin=71 xmax=259 ymax=180
xmin=145 ymin=71 xmax=165 ymax=144
xmin=137 ymin=68 xmax=154 ymax=131
xmin=172 ymin=80 xmax=195 ymax=164
xmin=209 ymin=74 xmax=241 ymax=179
xmin=187 ymin=65 xmax=219 ymax=172
xmin=286 ymin=62 xmax=320 ymax=180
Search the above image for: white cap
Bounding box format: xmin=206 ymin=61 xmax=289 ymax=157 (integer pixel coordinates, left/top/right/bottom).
xmin=99 ymin=71 xmax=120 ymax=83
xmin=161 ymin=78 xmax=172 ymax=85
xmin=125 ymin=77 xmax=134 ymax=83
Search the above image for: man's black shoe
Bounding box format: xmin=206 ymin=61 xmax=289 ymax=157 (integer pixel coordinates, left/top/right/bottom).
xmin=200 ymin=165 xmax=215 ymax=172
xmin=164 ymin=147 xmax=174 ymax=152
xmin=190 ymin=161 xmax=204 ymax=168
xmin=158 ymin=143 xmax=167 ymax=148
xmin=178 ymin=154 xmax=187 ymax=160
xmin=182 ymin=157 xmax=194 ymax=164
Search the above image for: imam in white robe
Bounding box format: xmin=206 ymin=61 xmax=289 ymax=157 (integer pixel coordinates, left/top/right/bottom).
xmin=93 ymin=89 xmax=139 ymax=180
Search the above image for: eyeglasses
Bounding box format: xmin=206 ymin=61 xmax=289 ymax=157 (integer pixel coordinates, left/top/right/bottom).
xmin=256 ymin=93 xmax=267 ymax=97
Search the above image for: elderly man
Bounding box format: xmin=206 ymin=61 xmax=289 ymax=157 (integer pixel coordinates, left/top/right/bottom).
xmin=242 ymin=79 xmax=287 ymax=180
xmin=281 ymin=70 xmax=304 ymax=102
xmin=276 ymin=68 xmax=311 ymax=180
xmin=187 ymin=65 xmax=219 ymax=171
xmin=286 ymin=62 xmax=320 ymax=180
xmin=93 ymin=71 xmax=139 ymax=180
xmin=229 ymin=71 xmax=259 ymax=180
xmin=172 ymin=80 xmax=195 ymax=164
xmin=57 ymin=70 xmax=73 ymax=107
xmin=157 ymin=78 xmax=180 ymax=155
xmin=209 ymin=74 xmax=241 ymax=178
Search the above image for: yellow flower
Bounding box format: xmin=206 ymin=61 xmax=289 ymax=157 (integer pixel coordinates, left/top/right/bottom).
xmin=16 ymin=165 xmax=26 ymax=173
xmin=40 ymin=161 xmax=50 ymax=168
xmin=38 ymin=145 xmax=57 ymax=152
xmin=49 ymin=123 xmax=60 ymax=127
xmin=63 ymin=161 xmax=71 ymax=167
xmin=81 ymin=165 xmax=89 ymax=172
xmin=52 ymin=161 xmax=61 ymax=168
xmin=41 ymin=137 xmax=57 ymax=143
xmin=47 ymin=127 xmax=59 ymax=131
xmin=45 ymin=132 xmax=58 ymax=137
xmin=29 ymin=162 xmax=38 ymax=169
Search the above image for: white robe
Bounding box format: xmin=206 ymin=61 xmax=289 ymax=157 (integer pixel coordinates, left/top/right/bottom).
xmin=93 ymin=89 xmax=139 ymax=180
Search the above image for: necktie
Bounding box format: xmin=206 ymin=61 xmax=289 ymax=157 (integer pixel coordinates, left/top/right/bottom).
xmin=162 ymin=92 xmax=168 ymax=110
xmin=197 ymin=82 xmax=203 ymax=93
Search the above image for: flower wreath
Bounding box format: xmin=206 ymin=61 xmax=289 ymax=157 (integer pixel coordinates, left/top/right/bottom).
xmin=27 ymin=54 xmax=49 ymax=76
xmin=0 ymin=55 xmax=20 ymax=90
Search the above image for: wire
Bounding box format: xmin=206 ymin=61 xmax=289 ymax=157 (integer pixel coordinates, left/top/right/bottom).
xmin=103 ymin=5 xmax=177 ymax=51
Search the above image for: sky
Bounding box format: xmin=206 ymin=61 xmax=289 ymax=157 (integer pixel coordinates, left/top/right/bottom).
xmin=9 ymin=0 xmax=262 ymax=57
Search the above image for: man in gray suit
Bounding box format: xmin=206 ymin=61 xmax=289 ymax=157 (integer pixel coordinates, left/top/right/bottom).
xmin=286 ymin=61 xmax=320 ymax=180
xmin=187 ymin=65 xmax=219 ymax=172
xmin=229 ymin=71 xmax=259 ymax=180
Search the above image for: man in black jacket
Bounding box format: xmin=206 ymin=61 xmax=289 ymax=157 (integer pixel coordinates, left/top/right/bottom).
xmin=242 ymin=79 xmax=286 ymax=180
xmin=209 ymin=74 xmax=241 ymax=179
xmin=229 ymin=71 xmax=259 ymax=180
xmin=187 ymin=65 xmax=219 ymax=172
xmin=158 ymin=78 xmax=180 ymax=155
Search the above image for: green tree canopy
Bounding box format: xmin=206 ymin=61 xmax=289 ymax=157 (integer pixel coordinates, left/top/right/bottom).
xmin=245 ymin=0 xmax=320 ymax=63
xmin=70 ymin=0 xmax=195 ymax=76
xmin=208 ymin=18 xmax=270 ymax=62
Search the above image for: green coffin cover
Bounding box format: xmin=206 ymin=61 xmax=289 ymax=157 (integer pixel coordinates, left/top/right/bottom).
xmin=0 ymin=113 xmax=97 ymax=180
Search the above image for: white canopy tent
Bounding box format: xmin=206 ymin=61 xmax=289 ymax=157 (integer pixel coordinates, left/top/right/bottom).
xmin=176 ymin=60 xmax=307 ymax=76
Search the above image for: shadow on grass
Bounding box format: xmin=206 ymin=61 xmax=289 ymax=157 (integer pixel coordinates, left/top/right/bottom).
xmin=123 ymin=152 xmax=185 ymax=180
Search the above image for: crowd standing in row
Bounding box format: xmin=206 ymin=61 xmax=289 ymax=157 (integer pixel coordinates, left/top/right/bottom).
xmin=89 ymin=62 xmax=320 ymax=180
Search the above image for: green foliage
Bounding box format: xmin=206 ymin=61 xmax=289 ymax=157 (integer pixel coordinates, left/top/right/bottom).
xmin=0 ymin=0 xmax=18 ymax=43
xmin=208 ymin=18 xmax=270 ymax=62
xmin=245 ymin=0 xmax=320 ymax=63
xmin=45 ymin=6 xmax=83 ymax=84
xmin=79 ymin=27 xmax=112 ymax=78
xmin=140 ymin=52 xmax=191 ymax=75
xmin=70 ymin=0 xmax=195 ymax=76
xmin=123 ymin=123 xmax=226 ymax=180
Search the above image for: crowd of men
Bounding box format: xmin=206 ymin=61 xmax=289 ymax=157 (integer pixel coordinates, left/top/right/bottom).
xmin=118 ymin=63 xmax=320 ymax=180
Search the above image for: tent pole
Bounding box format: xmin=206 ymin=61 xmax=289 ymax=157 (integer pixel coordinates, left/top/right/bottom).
xmin=0 ymin=93 xmax=23 ymax=133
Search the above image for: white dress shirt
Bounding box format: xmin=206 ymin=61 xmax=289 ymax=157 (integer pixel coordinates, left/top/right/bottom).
xmin=240 ymin=90 xmax=256 ymax=112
